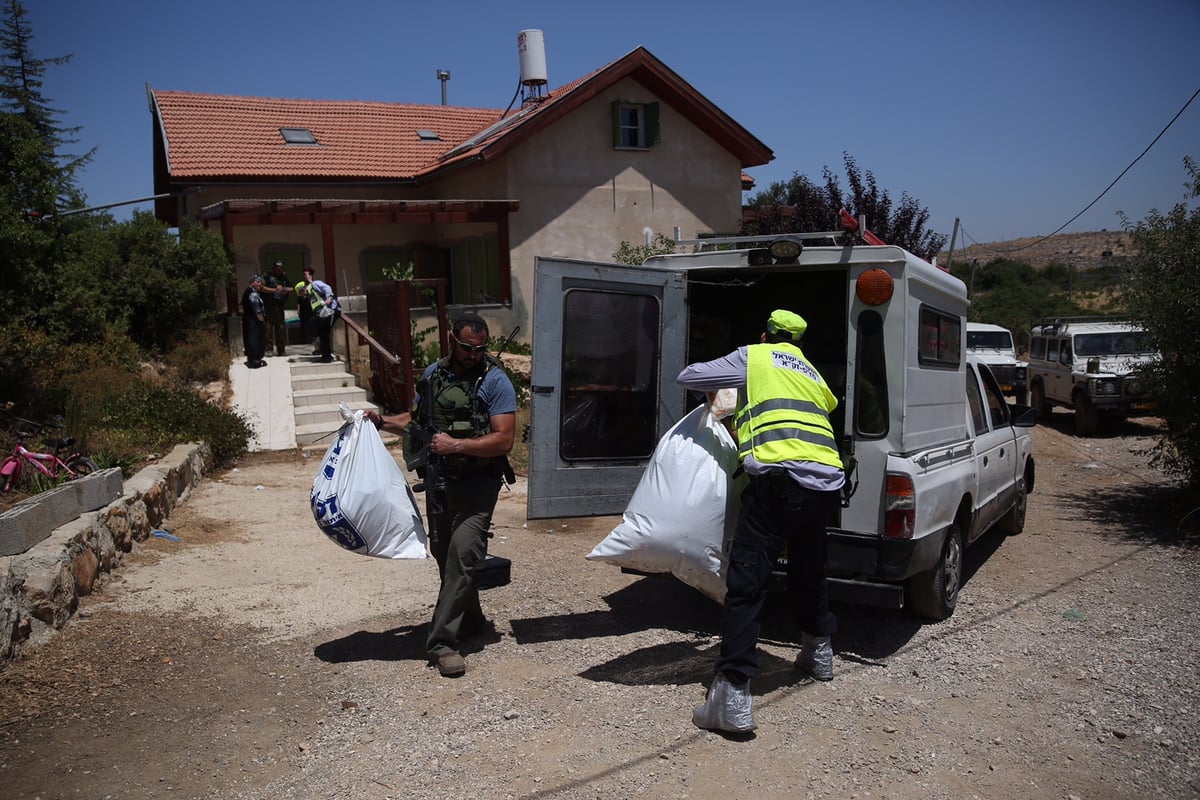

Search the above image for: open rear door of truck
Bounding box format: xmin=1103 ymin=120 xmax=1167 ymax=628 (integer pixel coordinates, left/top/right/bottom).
xmin=527 ymin=256 xmax=688 ymax=519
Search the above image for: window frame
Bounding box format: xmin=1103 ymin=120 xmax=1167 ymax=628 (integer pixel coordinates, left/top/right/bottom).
xmin=854 ymin=309 xmax=889 ymax=438
xmin=447 ymin=234 xmax=502 ymax=306
xmin=610 ymin=101 xmax=661 ymax=150
xmin=917 ymin=305 xmax=963 ymax=368
xmin=1029 ymin=336 xmax=1047 ymax=361
xmin=280 ymin=127 xmax=318 ymax=145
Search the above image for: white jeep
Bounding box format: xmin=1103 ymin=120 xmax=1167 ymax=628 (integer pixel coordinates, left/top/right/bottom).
xmin=967 ymin=322 xmax=1028 ymax=404
xmin=1027 ymin=316 xmax=1158 ymax=435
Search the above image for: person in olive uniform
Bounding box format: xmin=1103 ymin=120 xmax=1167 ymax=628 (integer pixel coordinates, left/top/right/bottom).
xmin=366 ymin=314 xmax=516 ymax=678
xmin=261 ymin=260 xmax=293 ymax=356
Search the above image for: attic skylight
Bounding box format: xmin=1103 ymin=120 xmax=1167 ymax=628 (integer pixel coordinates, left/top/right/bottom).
xmin=280 ymin=127 xmax=317 ymax=145
xmin=416 ymin=129 xmax=442 ymax=141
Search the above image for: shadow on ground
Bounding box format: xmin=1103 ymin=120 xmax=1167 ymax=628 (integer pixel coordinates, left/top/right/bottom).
xmin=507 ymin=563 xmax=963 ymax=690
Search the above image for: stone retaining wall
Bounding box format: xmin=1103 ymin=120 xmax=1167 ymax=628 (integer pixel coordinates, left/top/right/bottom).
xmin=0 ymin=443 xmax=212 ymax=663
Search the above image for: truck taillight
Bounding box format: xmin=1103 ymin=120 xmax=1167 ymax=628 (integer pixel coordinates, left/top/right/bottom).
xmin=885 ymin=474 xmax=915 ymax=540
xmin=856 ymin=268 xmax=894 ymax=305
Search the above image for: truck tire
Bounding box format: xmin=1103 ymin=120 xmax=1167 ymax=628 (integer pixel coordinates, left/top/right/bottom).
xmin=1031 ymin=383 xmax=1050 ymax=420
xmin=906 ymin=522 xmax=963 ymax=621
xmin=1074 ymin=393 xmax=1100 ymax=436
xmin=1015 ymin=387 xmax=1029 ymax=406
xmin=997 ymin=473 xmax=1027 ymax=536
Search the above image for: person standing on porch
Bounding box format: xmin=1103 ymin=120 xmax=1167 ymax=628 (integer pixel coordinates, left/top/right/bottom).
xmin=303 ymin=268 xmax=341 ymax=363
xmin=261 ymin=260 xmax=293 ymax=357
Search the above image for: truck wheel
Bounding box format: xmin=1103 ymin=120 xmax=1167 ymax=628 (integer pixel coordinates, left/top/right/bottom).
xmin=906 ymin=522 xmax=963 ymax=621
xmin=997 ymin=474 xmax=1027 ymax=536
xmin=1031 ymin=383 xmax=1050 ymax=420
xmin=1074 ymin=394 xmax=1099 ymax=436
xmin=1015 ymin=387 xmax=1029 ymax=406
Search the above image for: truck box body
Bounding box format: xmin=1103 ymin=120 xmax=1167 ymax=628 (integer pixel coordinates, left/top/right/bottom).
xmin=528 ymin=238 xmax=1034 ymax=618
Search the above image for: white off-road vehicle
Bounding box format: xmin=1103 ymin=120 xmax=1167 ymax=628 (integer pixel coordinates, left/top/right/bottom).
xmin=967 ymin=322 xmax=1028 ymax=404
xmin=1027 ymin=316 xmax=1158 ymax=435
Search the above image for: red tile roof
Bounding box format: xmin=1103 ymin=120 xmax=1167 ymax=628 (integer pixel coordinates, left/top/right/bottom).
xmin=150 ymin=47 xmax=772 ymax=184
xmin=152 ymin=92 xmax=503 ymax=179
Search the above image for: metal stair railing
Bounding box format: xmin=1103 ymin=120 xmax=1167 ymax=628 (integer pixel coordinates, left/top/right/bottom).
xmin=343 ymin=279 xmax=449 ymax=413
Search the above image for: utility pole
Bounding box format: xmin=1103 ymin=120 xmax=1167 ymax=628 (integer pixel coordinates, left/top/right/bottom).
xmin=945 ymin=217 xmax=960 ymax=272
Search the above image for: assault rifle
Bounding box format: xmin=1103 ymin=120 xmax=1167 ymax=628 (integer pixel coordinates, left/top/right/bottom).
xmin=404 ymin=371 xmax=445 ymax=517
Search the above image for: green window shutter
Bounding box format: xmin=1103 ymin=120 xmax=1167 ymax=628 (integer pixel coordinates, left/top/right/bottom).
xmin=645 ymin=102 xmax=661 ymax=146
xmin=611 ymin=100 xmax=622 ymax=147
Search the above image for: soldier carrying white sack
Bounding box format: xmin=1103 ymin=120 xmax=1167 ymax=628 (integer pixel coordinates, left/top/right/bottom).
xmin=367 ymin=313 xmax=517 ymax=679
xmin=676 ymin=309 xmax=845 ymax=734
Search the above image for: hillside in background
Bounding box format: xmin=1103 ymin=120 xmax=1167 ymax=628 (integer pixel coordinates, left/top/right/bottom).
xmin=938 ymin=230 xmax=1134 ymax=271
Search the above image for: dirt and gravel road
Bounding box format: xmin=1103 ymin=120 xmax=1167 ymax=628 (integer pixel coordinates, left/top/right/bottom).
xmin=1 ymin=411 xmax=1197 ymax=800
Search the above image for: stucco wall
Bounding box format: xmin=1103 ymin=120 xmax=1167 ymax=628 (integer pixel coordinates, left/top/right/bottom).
xmin=500 ymin=78 xmax=744 ymax=336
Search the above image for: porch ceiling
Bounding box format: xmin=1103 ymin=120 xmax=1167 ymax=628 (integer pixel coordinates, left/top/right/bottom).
xmin=199 ymin=197 xmax=519 ymax=223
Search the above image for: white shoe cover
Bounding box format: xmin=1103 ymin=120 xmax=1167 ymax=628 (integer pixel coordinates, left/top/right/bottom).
xmin=795 ymin=633 xmax=833 ymax=681
xmin=692 ymin=674 xmax=757 ymax=733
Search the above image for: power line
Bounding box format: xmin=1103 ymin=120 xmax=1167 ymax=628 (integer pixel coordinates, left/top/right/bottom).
xmin=955 ymin=86 xmax=1200 ymax=256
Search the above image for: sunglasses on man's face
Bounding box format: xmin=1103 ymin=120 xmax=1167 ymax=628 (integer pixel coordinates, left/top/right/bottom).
xmin=452 ymin=336 xmax=489 ymax=354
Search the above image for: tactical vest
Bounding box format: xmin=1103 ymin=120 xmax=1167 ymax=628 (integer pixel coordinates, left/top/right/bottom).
xmin=735 ymin=343 xmax=842 ymax=469
xmin=422 ymin=355 xmax=504 ymax=476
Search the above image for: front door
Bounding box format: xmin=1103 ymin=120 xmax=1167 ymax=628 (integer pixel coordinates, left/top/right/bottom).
xmin=527 ymin=256 xmax=688 ymax=518
xmin=968 ymin=363 xmax=1018 ymax=536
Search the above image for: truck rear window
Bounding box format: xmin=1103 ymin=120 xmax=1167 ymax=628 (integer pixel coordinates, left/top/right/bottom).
xmin=918 ymin=307 xmax=962 ymax=367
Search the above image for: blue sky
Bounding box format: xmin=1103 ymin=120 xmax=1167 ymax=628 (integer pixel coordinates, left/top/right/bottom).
xmin=25 ymin=0 xmax=1200 ymax=245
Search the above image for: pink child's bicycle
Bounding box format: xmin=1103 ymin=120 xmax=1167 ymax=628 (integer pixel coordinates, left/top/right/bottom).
xmin=0 ymin=415 xmax=99 ymax=494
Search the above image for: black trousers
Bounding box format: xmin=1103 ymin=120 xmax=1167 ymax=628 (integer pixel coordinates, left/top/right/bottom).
xmin=316 ymin=309 xmax=341 ymax=359
xmin=265 ymin=303 xmax=287 ymax=355
xmin=242 ymin=320 xmax=265 ymax=363
xmin=716 ymin=471 xmax=841 ymax=683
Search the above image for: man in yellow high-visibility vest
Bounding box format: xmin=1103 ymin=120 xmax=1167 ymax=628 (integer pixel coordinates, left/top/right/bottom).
xmin=677 ymin=309 xmax=845 ymax=734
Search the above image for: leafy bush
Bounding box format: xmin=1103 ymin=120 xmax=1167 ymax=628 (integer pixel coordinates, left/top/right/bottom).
xmin=164 ymin=324 xmax=231 ymax=385
xmin=613 ymin=233 xmax=678 ymax=265
xmin=87 ymin=378 xmax=251 ymax=467
xmin=0 ymin=322 xmax=141 ymax=421
xmin=1122 ymin=157 xmax=1200 ymax=489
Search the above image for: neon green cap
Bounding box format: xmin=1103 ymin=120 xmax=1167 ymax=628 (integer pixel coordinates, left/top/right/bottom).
xmin=767 ymin=309 xmax=807 ymax=340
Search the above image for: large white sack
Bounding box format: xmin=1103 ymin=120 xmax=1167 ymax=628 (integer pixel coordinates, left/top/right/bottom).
xmin=587 ymin=404 xmax=743 ymax=602
xmin=311 ymin=405 xmax=428 ymax=559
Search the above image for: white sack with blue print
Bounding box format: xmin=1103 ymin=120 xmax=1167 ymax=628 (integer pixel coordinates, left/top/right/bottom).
xmin=586 ymin=402 xmax=744 ymax=603
xmin=311 ymin=404 xmax=428 ymax=559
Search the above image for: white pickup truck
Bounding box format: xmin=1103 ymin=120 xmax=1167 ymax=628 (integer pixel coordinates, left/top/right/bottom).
xmin=967 ymin=322 xmax=1029 ymax=404
xmin=526 ymin=231 xmax=1035 ymax=620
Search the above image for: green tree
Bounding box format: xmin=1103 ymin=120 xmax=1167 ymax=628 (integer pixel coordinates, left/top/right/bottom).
xmin=107 ymin=212 xmax=234 ymax=352
xmin=1122 ymin=156 xmax=1200 ymax=487
xmin=0 ymin=110 xmax=58 ymax=318
xmin=0 ymin=3 xmax=248 ymax=464
xmin=0 ymin=0 xmax=91 ymax=196
xmin=745 ymin=152 xmax=947 ymax=261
